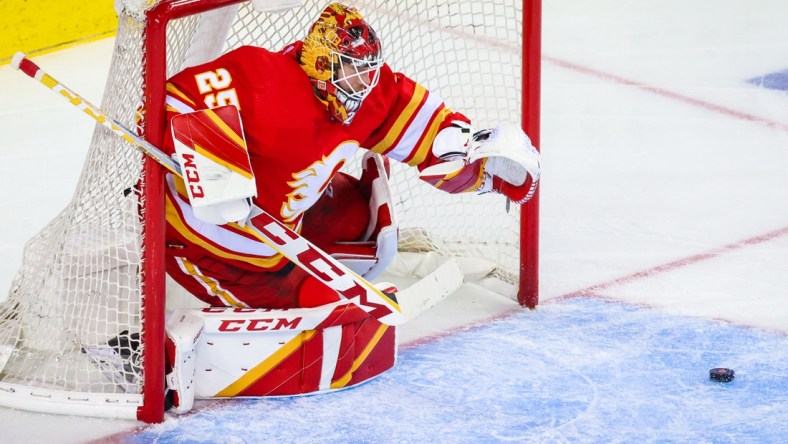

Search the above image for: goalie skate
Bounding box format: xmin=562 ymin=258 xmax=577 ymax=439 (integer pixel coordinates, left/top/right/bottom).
xmin=82 ymin=331 xmax=142 ymax=394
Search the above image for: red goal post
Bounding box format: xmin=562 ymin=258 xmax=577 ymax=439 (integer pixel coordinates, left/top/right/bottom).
xmin=0 ymin=0 xmax=540 ymax=423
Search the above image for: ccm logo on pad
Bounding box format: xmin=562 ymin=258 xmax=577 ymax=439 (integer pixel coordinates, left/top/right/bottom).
xmin=181 ymin=153 xmax=205 ymax=199
xmin=215 ymin=317 xmax=303 ymax=332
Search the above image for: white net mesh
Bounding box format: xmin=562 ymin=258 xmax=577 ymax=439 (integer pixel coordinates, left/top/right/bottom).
xmin=215 ymin=0 xmax=525 ymax=288
xmin=0 ymin=12 xmax=150 ymax=416
xmin=0 ymin=0 xmax=524 ymax=418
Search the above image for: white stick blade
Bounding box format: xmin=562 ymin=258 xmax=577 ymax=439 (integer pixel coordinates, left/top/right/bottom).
xmin=398 ymin=258 xmax=464 ymax=320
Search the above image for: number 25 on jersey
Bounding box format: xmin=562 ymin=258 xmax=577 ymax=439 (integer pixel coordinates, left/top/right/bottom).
xmin=195 ymin=68 xmax=240 ymax=109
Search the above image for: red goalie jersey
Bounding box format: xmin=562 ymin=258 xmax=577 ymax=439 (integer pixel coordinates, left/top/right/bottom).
xmin=161 ymin=44 xmax=470 ymax=308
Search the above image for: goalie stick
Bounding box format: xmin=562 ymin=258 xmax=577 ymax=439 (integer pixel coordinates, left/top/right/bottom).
xmin=12 ymin=52 xmax=463 ymax=326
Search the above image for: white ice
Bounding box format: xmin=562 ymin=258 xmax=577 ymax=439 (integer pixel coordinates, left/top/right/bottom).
xmin=1 ymin=0 xmax=787 ymax=442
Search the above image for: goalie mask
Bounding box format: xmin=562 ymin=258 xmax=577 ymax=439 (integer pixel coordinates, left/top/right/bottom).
xmin=299 ymin=3 xmax=383 ymax=124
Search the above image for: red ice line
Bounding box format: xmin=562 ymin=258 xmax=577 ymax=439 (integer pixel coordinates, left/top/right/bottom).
xmin=554 ymin=225 xmax=788 ymax=300
xmin=544 ymin=55 xmax=788 ymax=133
xmin=400 ymin=225 xmax=788 ymax=350
xmin=542 ymin=55 xmax=788 ymax=298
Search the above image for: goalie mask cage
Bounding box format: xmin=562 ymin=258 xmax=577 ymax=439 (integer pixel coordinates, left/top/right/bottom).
xmin=0 ymin=0 xmax=540 ymax=422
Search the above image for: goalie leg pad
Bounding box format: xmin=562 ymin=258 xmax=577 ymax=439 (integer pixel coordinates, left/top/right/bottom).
xmin=165 ymin=311 xmax=205 ymax=414
xmin=164 ymin=302 xmax=397 ymax=413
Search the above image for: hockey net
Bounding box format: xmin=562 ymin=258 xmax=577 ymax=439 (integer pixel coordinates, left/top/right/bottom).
xmin=0 ymin=0 xmax=538 ymax=422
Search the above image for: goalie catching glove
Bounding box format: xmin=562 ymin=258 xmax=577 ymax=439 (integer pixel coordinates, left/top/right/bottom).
xmin=419 ymin=121 xmax=541 ymax=204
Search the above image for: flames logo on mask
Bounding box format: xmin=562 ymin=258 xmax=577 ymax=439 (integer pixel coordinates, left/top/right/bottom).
xmin=298 ymin=3 xmax=383 ymax=124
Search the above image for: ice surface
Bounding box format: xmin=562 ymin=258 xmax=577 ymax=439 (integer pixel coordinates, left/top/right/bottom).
xmin=123 ymin=299 xmax=788 ymax=443
xmin=1 ymin=0 xmax=788 ymax=442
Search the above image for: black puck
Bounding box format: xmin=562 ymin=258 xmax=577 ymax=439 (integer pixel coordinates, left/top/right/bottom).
xmin=709 ymin=368 xmax=735 ymax=382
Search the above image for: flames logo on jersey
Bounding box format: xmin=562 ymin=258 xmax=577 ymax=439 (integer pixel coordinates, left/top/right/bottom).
xmin=281 ymin=141 xmax=358 ymax=223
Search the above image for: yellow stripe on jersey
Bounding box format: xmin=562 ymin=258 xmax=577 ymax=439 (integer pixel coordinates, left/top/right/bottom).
xmin=330 ymin=324 xmax=390 ymax=389
xmin=215 ymin=330 xmax=317 ymax=397
xmin=165 ymin=190 xmax=285 ymax=269
xmin=406 ymin=106 xmax=453 ymax=167
xmin=173 ymin=173 xmax=189 ymax=196
xmin=175 ymin=257 xmax=247 ymax=307
xmin=369 ymin=84 xmax=427 ymax=154
xmin=166 ymin=83 xmax=197 ymax=108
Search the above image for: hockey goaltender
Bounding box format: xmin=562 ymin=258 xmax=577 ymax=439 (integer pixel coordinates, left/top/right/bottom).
xmin=86 ymin=2 xmax=541 ymax=413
